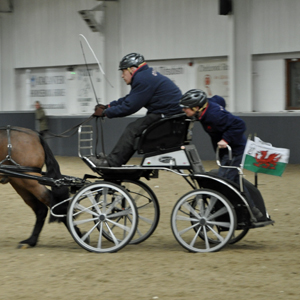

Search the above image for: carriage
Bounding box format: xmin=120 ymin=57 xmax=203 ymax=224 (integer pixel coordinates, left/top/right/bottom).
xmin=0 ymin=114 xmax=274 ymax=253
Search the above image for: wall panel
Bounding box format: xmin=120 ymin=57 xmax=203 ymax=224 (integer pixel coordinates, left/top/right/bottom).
xmin=119 ymin=0 xmax=229 ymax=60
xmin=252 ymin=0 xmax=300 ymax=54
xmin=13 ymin=0 xmax=103 ymax=68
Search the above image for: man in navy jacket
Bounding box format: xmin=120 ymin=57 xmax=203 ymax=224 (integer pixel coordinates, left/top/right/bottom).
xmin=180 ymin=89 xmax=263 ymax=220
xmin=180 ymin=89 xmax=246 ymax=182
xmin=91 ymin=53 xmax=182 ymax=167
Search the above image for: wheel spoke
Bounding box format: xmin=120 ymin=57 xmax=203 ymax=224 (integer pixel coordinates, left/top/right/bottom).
xmin=73 ymin=217 xmax=98 ymax=226
xmin=189 ymin=225 xmax=202 ymax=246
xmin=207 ymin=220 xmax=231 ymax=228
xmin=183 ymin=202 xmax=201 ymax=220
xmin=195 ymin=195 xmax=205 ymax=216
xmin=202 ymin=226 xmax=211 ymax=250
xmin=81 ymin=222 xmax=98 ymax=241
xmin=106 ymin=194 xmax=123 ymax=214
xmin=87 ymin=193 xmax=102 ymax=214
xmin=206 ymin=225 xmax=224 ymax=242
xmin=176 ymin=215 xmax=199 ymax=222
xmin=178 ymin=222 xmax=200 ymax=235
xmin=109 ymin=208 xmax=132 ymax=218
xmin=74 ymin=203 xmax=99 ymax=217
xmin=106 ymin=218 xmax=132 ymax=232
xmin=104 ymin=222 xmax=120 ymax=245
xmin=207 ymin=206 xmax=228 ymax=220
xmin=138 ymin=214 xmax=153 ymax=224
xmin=204 ymin=196 xmax=217 ymax=218
xmin=97 ymin=222 xmax=103 ymax=249
xmin=136 ymin=201 xmax=153 ymax=211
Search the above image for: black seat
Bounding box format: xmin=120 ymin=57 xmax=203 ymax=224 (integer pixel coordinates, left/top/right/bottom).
xmin=137 ymin=113 xmax=192 ymax=154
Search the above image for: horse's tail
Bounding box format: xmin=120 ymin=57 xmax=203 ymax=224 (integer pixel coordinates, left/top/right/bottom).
xmin=39 ymin=135 xmax=69 ymax=222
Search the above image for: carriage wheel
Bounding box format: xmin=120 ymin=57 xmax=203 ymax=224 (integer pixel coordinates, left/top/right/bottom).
xmin=190 ymin=197 xmax=246 ymax=245
xmin=171 ymin=189 xmax=237 ymax=253
xmin=229 ymin=227 xmax=250 ymax=244
xmin=67 ymin=181 xmax=138 ymax=253
xmin=121 ymin=180 xmax=160 ymax=244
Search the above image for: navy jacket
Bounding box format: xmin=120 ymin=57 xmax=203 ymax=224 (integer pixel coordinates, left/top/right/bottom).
xmin=199 ymin=99 xmax=247 ymax=156
xmin=105 ymin=64 xmax=182 ymax=118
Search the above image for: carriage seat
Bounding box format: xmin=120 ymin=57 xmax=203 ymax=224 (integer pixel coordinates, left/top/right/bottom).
xmin=136 ymin=113 xmax=193 ymax=154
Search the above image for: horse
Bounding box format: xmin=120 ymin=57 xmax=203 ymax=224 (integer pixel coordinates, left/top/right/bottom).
xmin=0 ymin=126 xmax=81 ymax=248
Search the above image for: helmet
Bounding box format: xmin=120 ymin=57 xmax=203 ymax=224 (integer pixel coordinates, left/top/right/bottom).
xmin=180 ymin=89 xmax=207 ymax=109
xmin=119 ymin=53 xmax=145 ymax=70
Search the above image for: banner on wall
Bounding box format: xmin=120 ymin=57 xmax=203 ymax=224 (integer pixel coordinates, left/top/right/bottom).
xmin=29 ymin=68 xmax=67 ymax=114
xmin=197 ymin=60 xmax=229 ymax=102
xmin=152 ymin=64 xmax=186 ymax=88
xmin=77 ymin=66 xmax=102 ymax=113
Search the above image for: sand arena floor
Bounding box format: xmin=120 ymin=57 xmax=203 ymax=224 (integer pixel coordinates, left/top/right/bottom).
xmin=0 ymin=157 xmax=300 ymax=300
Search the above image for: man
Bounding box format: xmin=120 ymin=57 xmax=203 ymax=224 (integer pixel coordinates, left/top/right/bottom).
xmin=90 ymin=53 xmax=182 ymax=167
xmin=35 ymin=101 xmax=48 ymax=137
xmin=180 ymin=89 xmax=263 ymax=219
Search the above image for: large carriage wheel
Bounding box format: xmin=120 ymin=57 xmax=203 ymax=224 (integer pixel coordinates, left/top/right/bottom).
xmin=171 ymin=189 xmax=237 ymax=253
xmin=120 ymin=180 xmax=160 ymax=244
xmin=67 ymin=181 xmax=138 ymax=253
xmin=229 ymin=227 xmax=250 ymax=244
xmin=189 ymin=198 xmax=248 ymax=245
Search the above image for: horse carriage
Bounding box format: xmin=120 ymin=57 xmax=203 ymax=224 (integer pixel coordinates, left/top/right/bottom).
xmin=0 ymin=114 xmax=274 ymax=253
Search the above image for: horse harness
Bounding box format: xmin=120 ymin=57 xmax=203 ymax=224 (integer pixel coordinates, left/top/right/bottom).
xmin=0 ymin=126 xmax=42 ymax=177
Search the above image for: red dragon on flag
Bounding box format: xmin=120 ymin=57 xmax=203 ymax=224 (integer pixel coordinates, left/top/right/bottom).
xmin=242 ymin=137 xmax=290 ymax=176
xmin=254 ymin=151 xmax=281 ymax=169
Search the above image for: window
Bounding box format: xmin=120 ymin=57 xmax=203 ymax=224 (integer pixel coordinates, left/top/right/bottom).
xmin=286 ymin=58 xmax=300 ymax=110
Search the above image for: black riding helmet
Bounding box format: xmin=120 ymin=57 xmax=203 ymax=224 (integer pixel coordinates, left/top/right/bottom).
xmin=119 ymin=53 xmax=145 ymax=70
xmin=180 ymin=89 xmax=207 ymax=109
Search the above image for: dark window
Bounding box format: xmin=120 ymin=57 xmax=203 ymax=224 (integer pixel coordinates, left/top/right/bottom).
xmin=286 ymin=58 xmax=300 ymax=110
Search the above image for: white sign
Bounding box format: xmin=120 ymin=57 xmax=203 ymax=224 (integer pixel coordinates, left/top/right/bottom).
xmin=152 ymin=64 xmax=186 ymax=88
xmin=77 ymin=66 xmax=102 ymax=113
xmin=197 ymin=61 xmax=229 ymax=102
xmin=30 ymin=68 xmax=67 ymax=114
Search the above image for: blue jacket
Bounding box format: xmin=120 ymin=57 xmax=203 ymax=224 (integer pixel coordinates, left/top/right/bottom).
xmin=210 ymin=95 xmax=226 ymax=108
xmin=105 ymin=64 xmax=182 ymax=118
xmin=199 ymin=100 xmax=247 ymax=156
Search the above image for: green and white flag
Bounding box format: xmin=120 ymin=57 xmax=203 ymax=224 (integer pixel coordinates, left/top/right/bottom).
xmin=242 ymin=137 xmax=290 ymax=176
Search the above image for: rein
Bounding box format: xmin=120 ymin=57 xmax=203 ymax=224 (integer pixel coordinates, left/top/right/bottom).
xmin=45 ymin=115 xmax=94 ymax=139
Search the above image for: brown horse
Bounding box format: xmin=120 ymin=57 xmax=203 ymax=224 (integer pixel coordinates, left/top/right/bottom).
xmin=0 ymin=126 xmax=80 ymax=248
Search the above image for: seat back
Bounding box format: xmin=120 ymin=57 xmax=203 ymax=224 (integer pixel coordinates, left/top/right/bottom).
xmin=137 ymin=113 xmax=192 ymax=154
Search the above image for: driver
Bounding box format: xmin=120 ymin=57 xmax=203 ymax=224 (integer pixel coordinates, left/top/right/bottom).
xmin=90 ymin=53 xmax=182 ymax=167
xmin=180 ymin=89 xmax=263 ymax=220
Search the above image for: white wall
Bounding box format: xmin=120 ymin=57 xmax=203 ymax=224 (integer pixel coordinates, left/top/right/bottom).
xmin=252 ymin=0 xmax=300 ymax=54
xmin=0 ymin=0 xmax=105 ymax=111
xmin=118 ymin=0 xmax=229 ymax=60
xmin=253 ymin=52 xmax=300 ymax=112
xmin=2 ymin=0 xmax=300 ymax=113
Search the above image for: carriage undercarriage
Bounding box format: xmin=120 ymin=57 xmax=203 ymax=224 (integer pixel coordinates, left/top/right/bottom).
xmin=0 ymin=115 xmax=274 ymax=253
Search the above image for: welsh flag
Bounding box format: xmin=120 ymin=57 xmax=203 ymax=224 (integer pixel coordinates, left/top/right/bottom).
xmin=242 ymin=137 xmax=290 ymax=176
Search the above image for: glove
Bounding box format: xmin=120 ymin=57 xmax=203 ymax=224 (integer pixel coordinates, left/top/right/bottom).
xmin=93 ymin=104 xmax=108 ymax=117
xmin=93 ymin=107 xmax=106 ymax=117
xmin=94 ymin=104 xmax=108 ymax=110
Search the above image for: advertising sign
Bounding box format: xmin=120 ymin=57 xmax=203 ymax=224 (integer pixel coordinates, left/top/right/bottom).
xmin=197 ymin=60 xmax=229 ymax=102
xmin=29 ymin=68 xmax=67 ymax=114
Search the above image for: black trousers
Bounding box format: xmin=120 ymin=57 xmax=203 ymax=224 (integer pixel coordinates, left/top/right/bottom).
xmin=107 ymin=114 xmax=162 ymax=167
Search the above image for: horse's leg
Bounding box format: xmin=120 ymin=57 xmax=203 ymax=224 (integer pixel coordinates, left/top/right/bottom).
xmin=10 ymin=178 xmax=51 ymax=248
xmin=19 ymin=198 xmax=48 ymax=248
xmin=11 ymin=177 xmax=84 ymax=247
